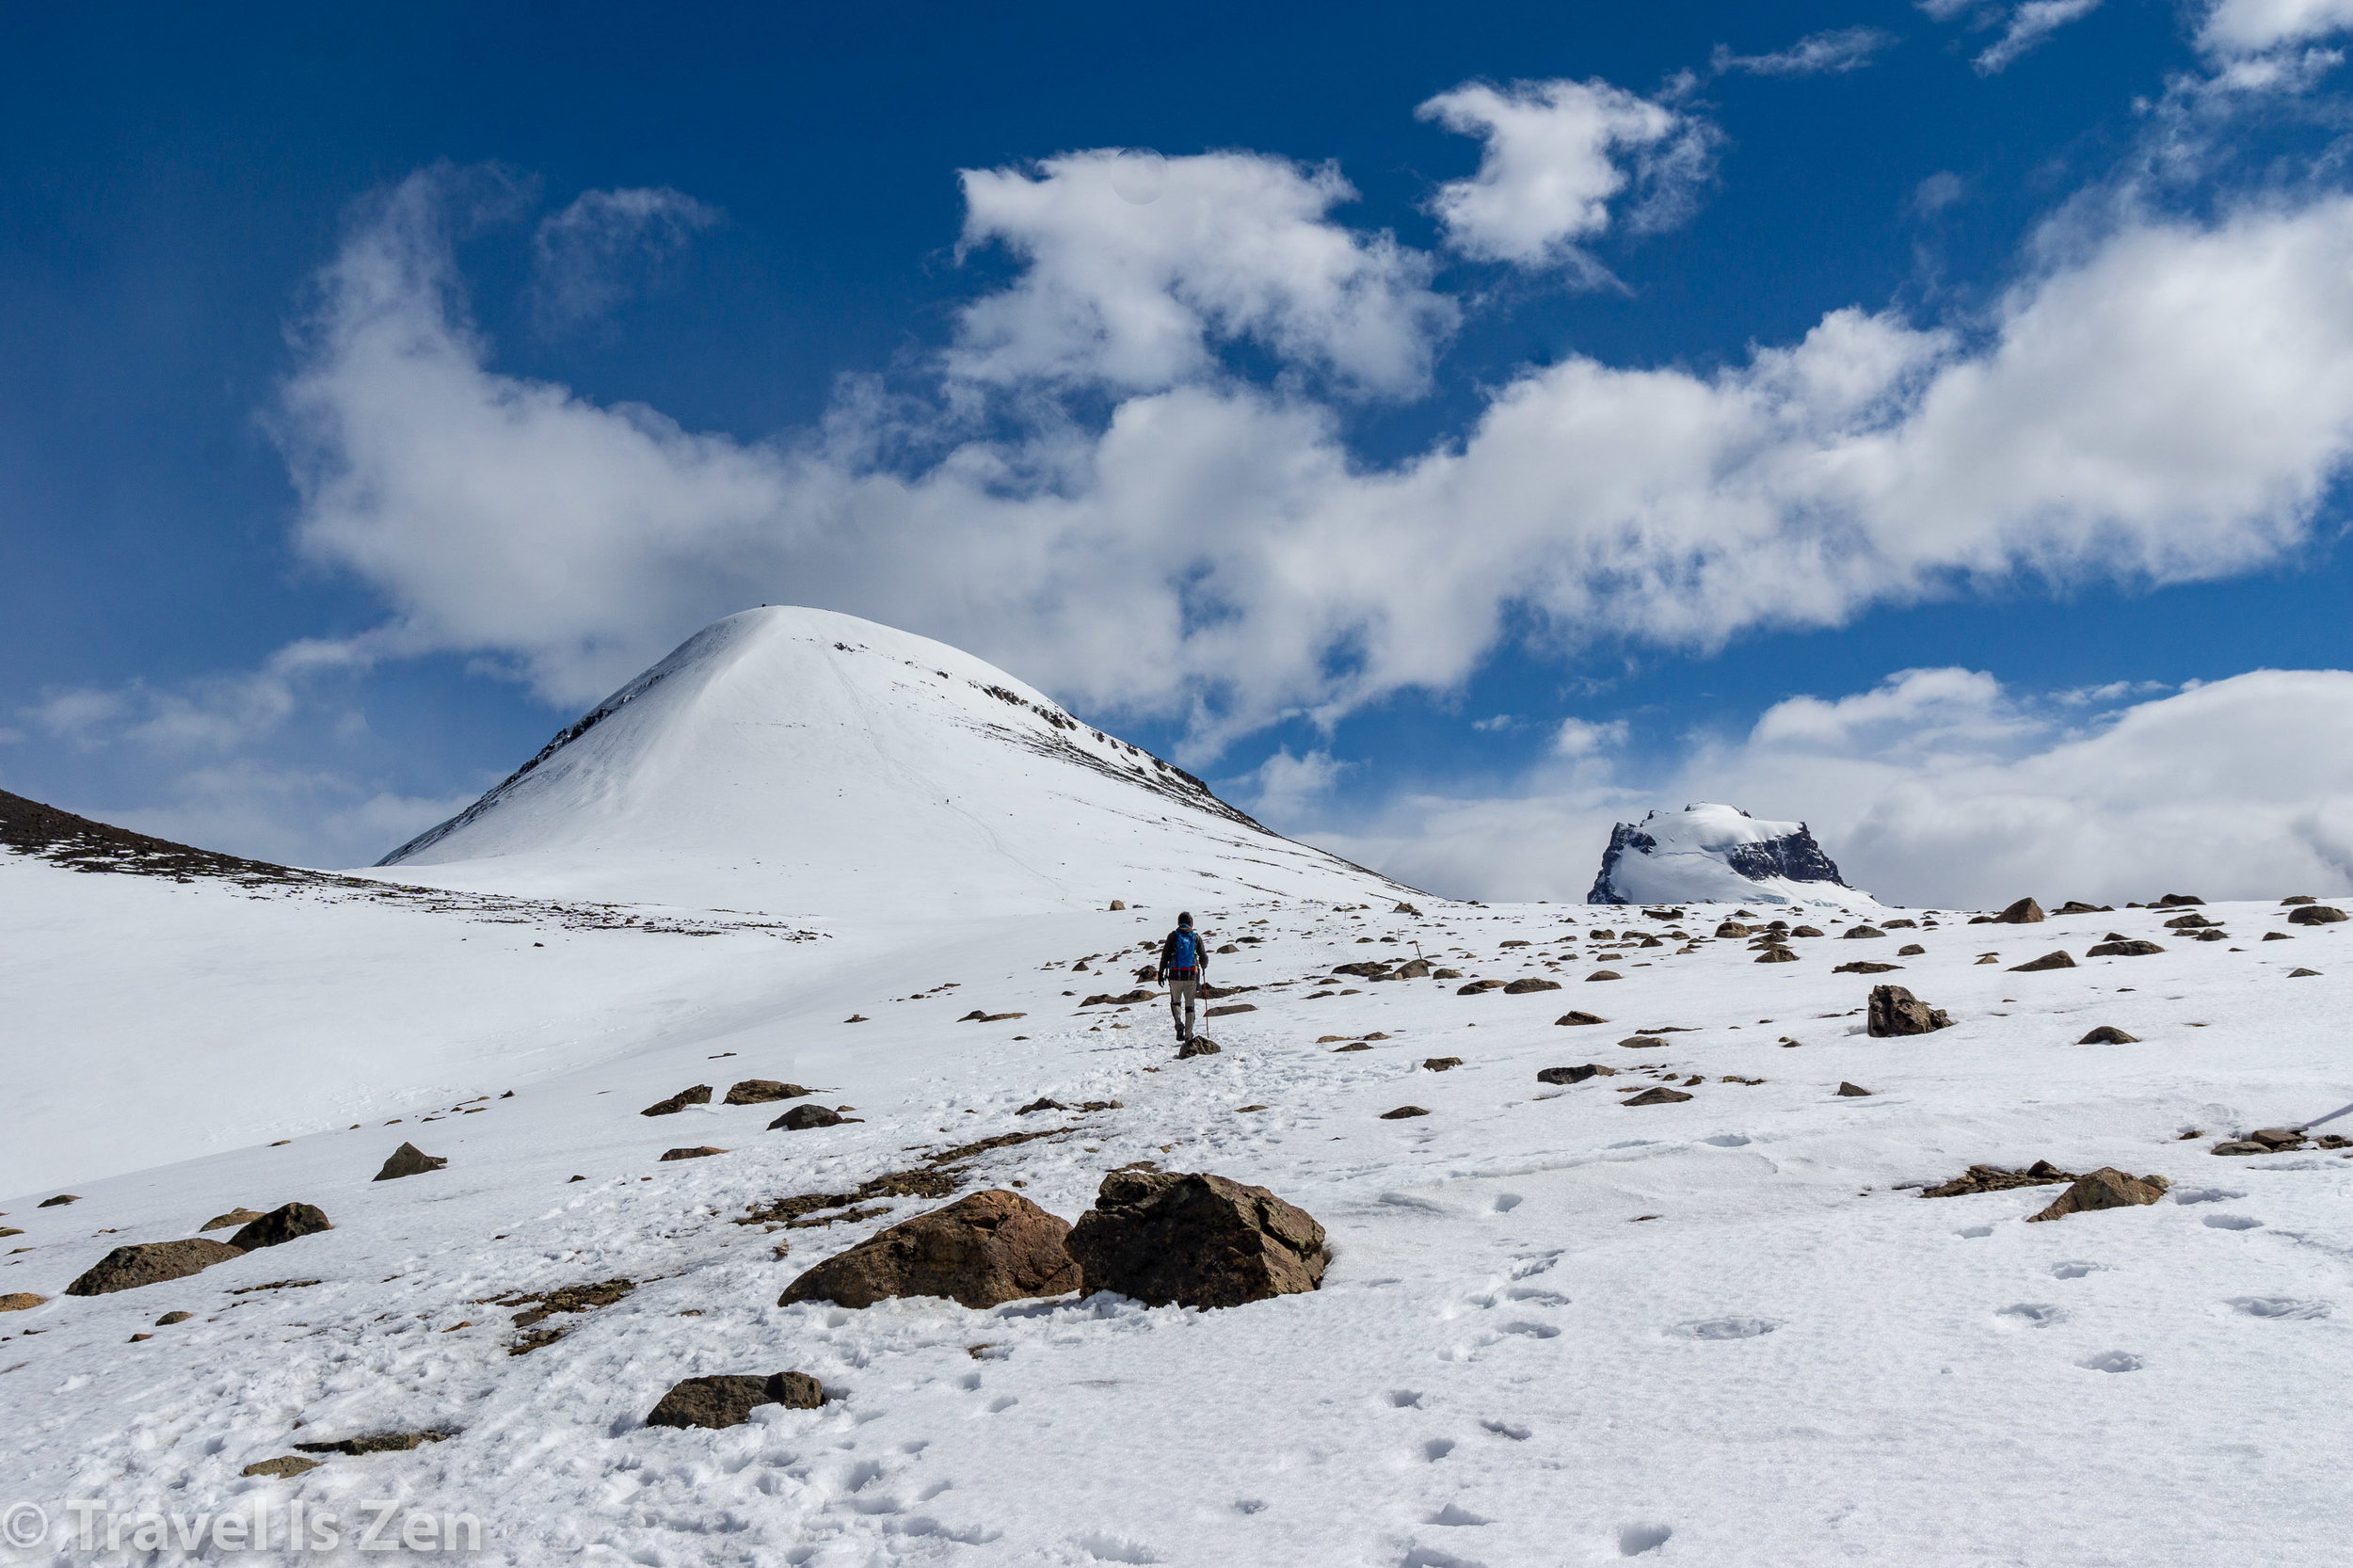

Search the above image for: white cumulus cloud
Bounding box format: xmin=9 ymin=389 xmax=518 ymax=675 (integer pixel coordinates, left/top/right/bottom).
xmin=1417 ymin=79 xmax=1717 ymax=271
xmin=2199 ymin=0 xmax=2353 ymax=53
xmin=951 ymin=150 xmax=1455 ymax=397
xmin=1305 ymin=669 xmax=2353 ymax=907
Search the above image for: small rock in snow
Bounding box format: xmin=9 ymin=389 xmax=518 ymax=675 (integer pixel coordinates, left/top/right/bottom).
xmin=646 ymin=1371 xmax=828 ymax=1429
xmin=723 ymin=1080 xmax=809 ymax=1105
xmin=2026 ymin=1168 xmax=2169 ymax=1222
xmin=640 ymin=1084 xmax=713 ymax=1117
xmin=770 ymin=1105 xmax=846 ymax=1130
xmin=2077 ymin=1026 xmax=2138 ymax=1044
xmin=228 ymin=1203 xmax=332 ymax=1250
xmin=374 ymin=1142 xmax=447 ymax=1180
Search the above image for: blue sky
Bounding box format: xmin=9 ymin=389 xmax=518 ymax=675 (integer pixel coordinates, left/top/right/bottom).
xmin=8 ymin=0 xmax=2353 ymax=904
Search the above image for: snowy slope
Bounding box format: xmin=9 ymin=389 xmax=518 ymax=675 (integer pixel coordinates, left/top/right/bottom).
xmin=4 ymin=890 xmax=2349 ymax=1564
xmin=377 ymin=607 xmax=1413 ymax=916
xmin=1590 ymin=803 xmax=1867 ymax=906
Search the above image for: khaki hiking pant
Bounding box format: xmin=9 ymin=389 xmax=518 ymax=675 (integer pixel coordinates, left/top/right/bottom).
xmin=1167 ymin=972 xmax=1201 ymax=1037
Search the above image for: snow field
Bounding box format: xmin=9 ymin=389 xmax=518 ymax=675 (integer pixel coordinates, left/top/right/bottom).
xmin=3 ymin=897 xmax=2349 ymax=1564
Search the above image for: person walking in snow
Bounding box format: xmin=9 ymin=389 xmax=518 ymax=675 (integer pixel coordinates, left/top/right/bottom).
xmin=1157 ymin=912 xmax=1208 ymax=1044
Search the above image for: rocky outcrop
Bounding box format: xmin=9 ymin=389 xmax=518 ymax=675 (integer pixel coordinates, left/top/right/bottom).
xmin=724 ymin=1080 xmax=809 ymax=1105
xmin=641 ymin=1084 xmax=713 ymax=1116
xmin=646 ymin=1371 xmax=827 ymax=1429
xmin=1867 ymin=984 xmax=1951 ymax=1037
xmin=374 ymin=1142 xmax=446 ymax=1180
xmin=67 ymin=1239 xmax=244 ymax=1296
xmin=1990 ymin=898 xmax=2046 ymax=924
xmin=228 ymin=1203 xmax=331 ymax=1250
xmin=776 ymin=1190 xmax=1079 ymax=1309
xmin=1919 ymin=1161 xmax=2074 ymax=1197
xmin=1064 ymin=1170 xmax=1328 ymax=1309
xmin=200 ymin=1208 xmax=265 ymax=1233
xmin=2026 ymin=1168 xmax=2169 ymax=1222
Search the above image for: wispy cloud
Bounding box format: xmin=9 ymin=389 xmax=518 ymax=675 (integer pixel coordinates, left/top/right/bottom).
xmin=1711 ymin=26 xmax=1897 ymax=77
xmin=527 ymin=186 xmax=721 ymax=336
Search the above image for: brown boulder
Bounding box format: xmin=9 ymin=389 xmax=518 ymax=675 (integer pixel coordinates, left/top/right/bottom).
xmin=1422 ymin=1057 xmax=1464 ymax=1071
xmin=1064 ymin=1170 xmax=1328 ymax=1309
xmin=1394 ymin=958 xmax=1433 ymax=979
xmin=1841 ymin=925 xmax=1886 ymax=940
xmin=1833 ymin=960 xmax=1901 ymax=974
xmin=776 ymin=1189 xmax=1079 ymax=1310
xmin=2026 ymin=1168 xmax=2169 ymax=1222
xmin=1585 ymin=969 xmax=1623 ymax=982
xmin=1537 ymin=1064 xmax=1607 ymax=1084
xmin=1624 ymin=1087 xmax=1693 ymax=1106
xmin=1867 ymin=984 xmax=1952 ymax=1037
xmin=374 ymin=1142 xmax=446 ymax=1180
xmin=1380 ymin=1105 xmax=1430 ymax=1118
xmin=2077 ymin=1026 xmax=2138 ymax=1044
xmin=659 ymin=1146 xmax=728 ymax=1161
xmin=1836 ymin=1082 xmax=1872 ymax=1096
xmin=66 ymin=1238 xmax=245 ymax=1296
xmin=1555 ymin=1011 xmax=1608 ymax=1026
xmin=1502 ymin=977 xmax=1561 ymax=994
xmin=1991 ymin=898 xmax=2046 ymax=924
xmin=228 ymin=1203 xmax=332 ymax=1251
xmin=2087 ymin=938 xmax=2163 ymax=957
xmin=770 ymin=1104 xmax=846 ymax=1130
xmin=1754 ymin=949 xmax=1800 ymax=964
xmin=2009 ymin=952 xmax=2077 ymax=972
xmin=641 ymin=1084 xmax=713 ymax=1117
xmin=2153 ymin=893 xmax=2204 ymax=906
xmin=240 ymin=1457 xmax=321 ymax=1480
xmin=646 ymin=1371 xmax=827 ymax=1429
xmin=200 ymin=1208 xmax=265 ymax=1233
xmin=723 ymin=1080 xmax=809 ymax=1105
xmin=0 ymin=1292 xmax=46 ymax=1312
xmin=2287 ymin=904 xmax=2347 ymax=925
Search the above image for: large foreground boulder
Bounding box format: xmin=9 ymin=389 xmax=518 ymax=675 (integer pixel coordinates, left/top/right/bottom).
xmin=646 ymin=1371 xmax=827 ymax=1429
xmin=66 ymin=1239 xmax=244 ymax=1296
xmin=228 ymin=1203 xmax=331 ymax=1250
xmin=776 ymin=1190 xmax=1078 ymax=1309
xmin=1867 ymin=984 xmax=1953 ymax=1036
xmin=1065 ymin=1170 xmax=1328 ymax=1310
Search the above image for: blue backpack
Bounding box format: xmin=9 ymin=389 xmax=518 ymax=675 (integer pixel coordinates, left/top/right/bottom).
xmin=1169 ymin=929 xmax=1200 ymax=970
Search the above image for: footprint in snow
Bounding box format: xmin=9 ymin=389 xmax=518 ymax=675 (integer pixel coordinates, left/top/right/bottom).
xmin=2050 ymin=1261 xmax=2105 ymax=1279
xmin=2203 ymin=1213 xmax=2264 ymax=1230
xmin=2229 ymin=1297 xmax=2330 ymax=1319
xmin=1670 ymin=1317 xmax=1778 ymax=1340
xmin=2171 ymin=1188 xmax=2243 ymax=1205
xmin=1996 ymin=1303 xmax=2066 ymax=1327
xmin=1619 ymin=1523 xmax=1674 ymax=1556
xmin=2079 ymin=1350 xmax=2143 ymax=1373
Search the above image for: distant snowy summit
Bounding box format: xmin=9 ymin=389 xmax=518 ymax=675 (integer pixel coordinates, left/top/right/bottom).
xmin=374 ymin=606 xmax=1415 ymax=916
xmin=1588 ymin=803 xmax=1862 ymax=906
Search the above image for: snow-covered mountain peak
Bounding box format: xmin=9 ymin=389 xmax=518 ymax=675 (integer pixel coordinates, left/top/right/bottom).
xmin=376 ymin=606 xmax=1410 ymax=916
xmin=1588 ymin=801 xmax=1865 ymax=905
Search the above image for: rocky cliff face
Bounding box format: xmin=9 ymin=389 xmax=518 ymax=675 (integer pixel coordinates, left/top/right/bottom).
xmin=1588 ymin=803 xmax=1856 ymax=906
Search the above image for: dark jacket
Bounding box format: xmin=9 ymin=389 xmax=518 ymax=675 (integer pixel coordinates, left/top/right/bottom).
xmin=1157 ymin=927 xmax=1209 ymax=982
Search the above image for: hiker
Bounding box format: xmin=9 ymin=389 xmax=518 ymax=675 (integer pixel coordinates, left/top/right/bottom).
xmin=1156 ymin=912 xmax=1208 ymax=1044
